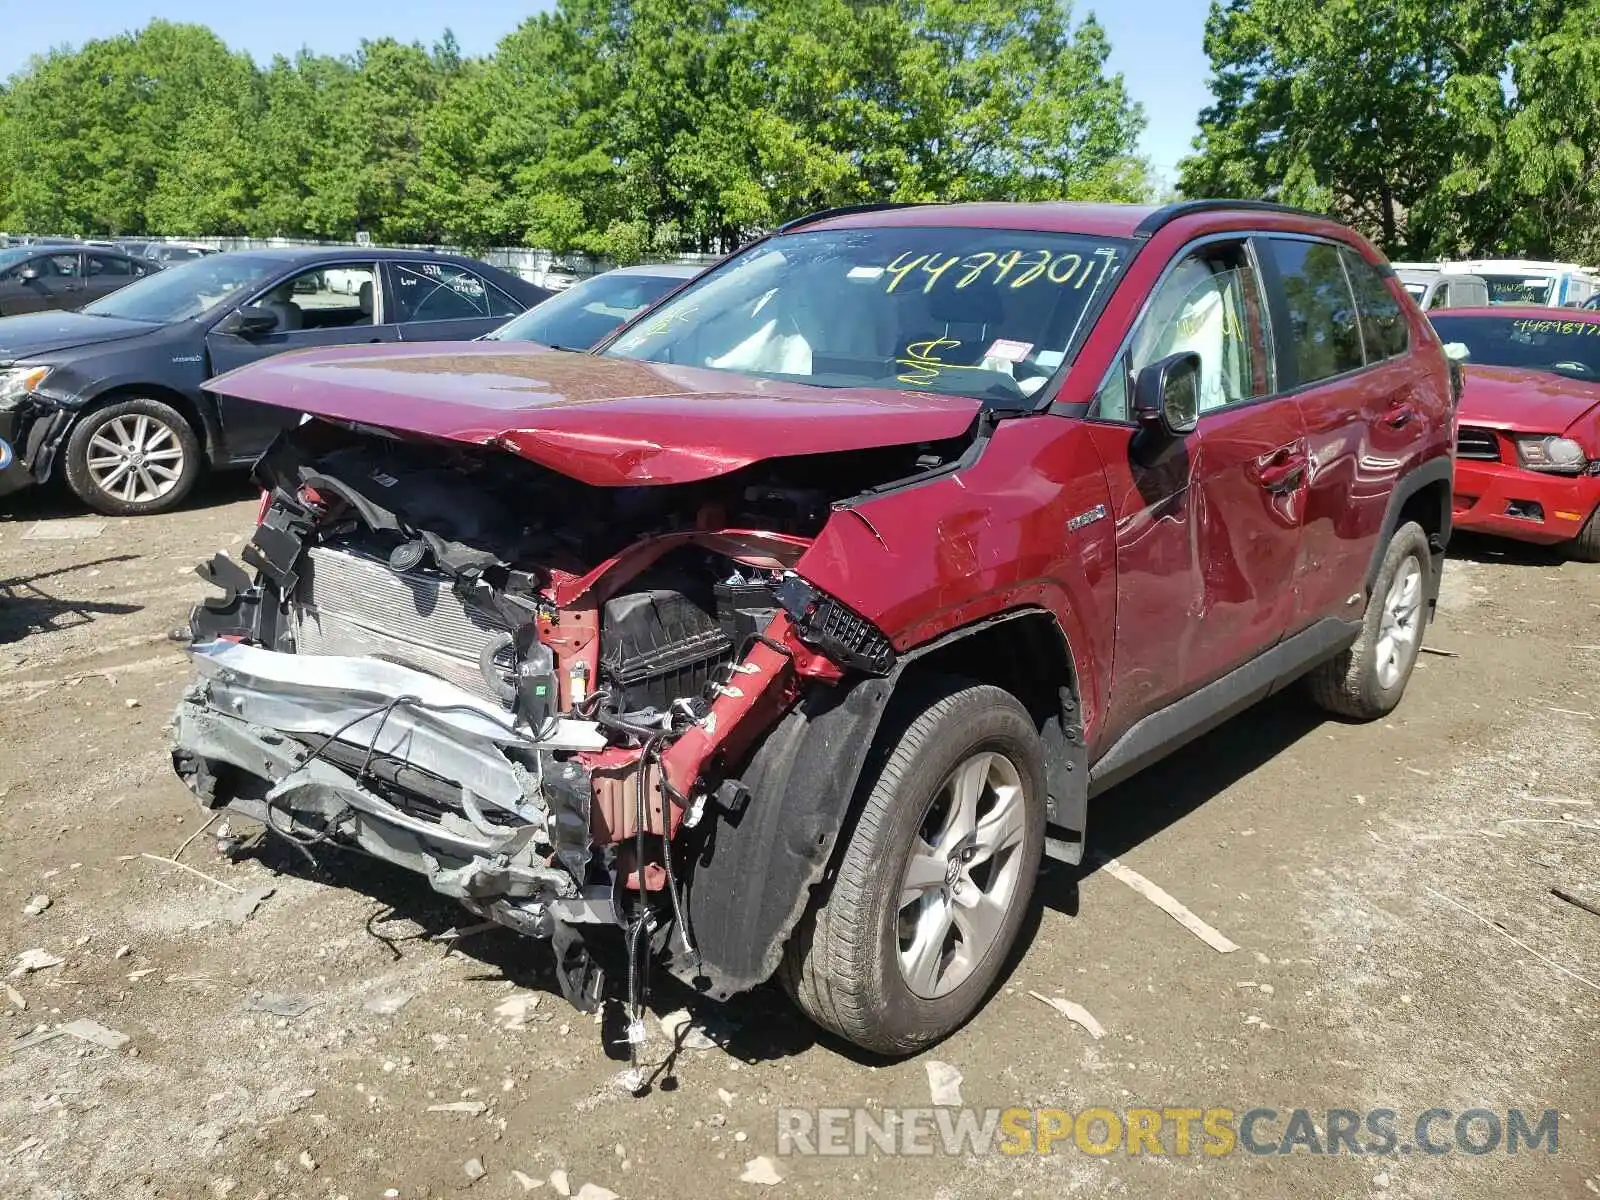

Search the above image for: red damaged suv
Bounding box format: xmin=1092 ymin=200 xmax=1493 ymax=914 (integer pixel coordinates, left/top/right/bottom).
xmin=1430 ymin=307 xmax=1600 ymax=560
xmin=172 ymin=201 xmax=1454 ymax=1057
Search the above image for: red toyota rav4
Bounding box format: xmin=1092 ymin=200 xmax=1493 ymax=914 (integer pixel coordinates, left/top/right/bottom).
xmin=172 ymin=201 xmax=1454 ymax=1057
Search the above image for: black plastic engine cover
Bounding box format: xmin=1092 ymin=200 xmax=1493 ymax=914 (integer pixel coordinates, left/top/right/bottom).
xmin=600 ymin=578 xmax=732 ymax=712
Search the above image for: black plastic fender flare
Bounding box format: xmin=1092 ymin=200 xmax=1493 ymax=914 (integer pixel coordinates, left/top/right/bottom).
xmin=1365 ymin=453 xmax=1453 ymax=609
xmin=675 ymin=609 xmax=1083 ymax=999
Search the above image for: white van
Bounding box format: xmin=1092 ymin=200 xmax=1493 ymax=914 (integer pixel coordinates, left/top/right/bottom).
xmin=1443 ymin=259 xmax=1600 ymax=307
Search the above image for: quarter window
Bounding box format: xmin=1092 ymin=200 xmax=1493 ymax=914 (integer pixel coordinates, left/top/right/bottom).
xmin=1340 ymin=249 xmax=1409 ymax=361
xmin=1264 ymin=239 xmax=1365 ymax=384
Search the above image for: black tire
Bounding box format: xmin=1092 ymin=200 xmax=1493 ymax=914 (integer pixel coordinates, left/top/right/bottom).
xmin=1306 ymin=521 xmax=1432 ymax=720
xmin=63 ymin=397 xmax=202 ymax=516
xmin=1566 ymin=510 xmax=1600 ymax=563
xmin=779 ymin=677 xmax=1046 ymax=1056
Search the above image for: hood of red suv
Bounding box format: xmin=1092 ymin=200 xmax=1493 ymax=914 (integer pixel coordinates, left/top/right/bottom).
xmin=1459 ymin=364 xmax=1600 ymax=436
xmin=204 ymin=342 xmax=982 ymax=486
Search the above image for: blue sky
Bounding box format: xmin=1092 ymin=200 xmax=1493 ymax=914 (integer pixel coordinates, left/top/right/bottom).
xmin=0 ymin=0 xmax=1213 ymax=184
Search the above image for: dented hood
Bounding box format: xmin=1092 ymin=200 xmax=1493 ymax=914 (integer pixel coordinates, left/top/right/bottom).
xmin=204 ymin=342 xmax=982 ymax=485
xmin=1460 ymin=364 xmax=1600 ymax=435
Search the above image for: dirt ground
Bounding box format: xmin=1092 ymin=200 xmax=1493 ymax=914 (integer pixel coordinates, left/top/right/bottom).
xmin=0 ymin=477 xmax=1596 ymax=1200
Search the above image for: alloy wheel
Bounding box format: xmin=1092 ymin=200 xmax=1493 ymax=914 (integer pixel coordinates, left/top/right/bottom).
xmin=1375 ymin=555 xmax=1423 ymax=689
xmin=85 ymin=414 xmax=187 ymax=505
xmin=897 ymin=750 xmax=1029 ymax=999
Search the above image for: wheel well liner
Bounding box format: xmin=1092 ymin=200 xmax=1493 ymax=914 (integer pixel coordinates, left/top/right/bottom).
xmin=677 ymin=608 xmax=1082 ymax=998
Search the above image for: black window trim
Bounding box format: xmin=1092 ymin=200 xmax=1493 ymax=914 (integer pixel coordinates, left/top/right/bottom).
xmin=387 ymin=259 xmax=522 ymax=324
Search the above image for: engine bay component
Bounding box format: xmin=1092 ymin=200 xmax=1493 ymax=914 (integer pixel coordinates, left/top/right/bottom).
xmin=171 ymin=418 xmax=912 ymax=1028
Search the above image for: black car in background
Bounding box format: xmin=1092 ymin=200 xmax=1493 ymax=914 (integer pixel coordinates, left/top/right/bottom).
xmin=0 ymin=245 xmax=157 ymax=317
xmin=116 ymin=241 xmax=217 ymax=266
xmin=0 ymin=247 xmax=550 ymax=514
xmin=484 ymin=262 xmax=702 ymax=350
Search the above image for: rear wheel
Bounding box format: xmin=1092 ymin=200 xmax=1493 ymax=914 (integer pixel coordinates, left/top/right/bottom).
xmin=1566 ymin=509 xmax=1600 ymax=563
xmin=63 ymin=397 xmax=202 ymax=516
xmin=1306 ymin=521 xmax=1431 ymax=720
xmin=780 ymin=678 xmax=1045 ymax=1055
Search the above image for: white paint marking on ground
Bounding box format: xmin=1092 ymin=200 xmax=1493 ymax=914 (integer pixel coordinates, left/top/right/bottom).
xmin=1097 ymin=856 xmax=1240 ymax=953
xmin=0 ymin=653 xmax=184 ymax=700
xmin=21 ymin=520 xmax=107 ymax=540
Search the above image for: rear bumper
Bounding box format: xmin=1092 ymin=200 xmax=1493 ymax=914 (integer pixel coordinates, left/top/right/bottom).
xmin=1452 ymin=459 xmax=1600 ymax=545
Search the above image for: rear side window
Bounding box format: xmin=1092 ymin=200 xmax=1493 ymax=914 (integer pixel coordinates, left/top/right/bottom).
xmin=87 ymin=254 xmax=133 ymax=277
xmin=1264 ymin=239 xmax=1364 ymax=384
xmin=390 ymin=262 xmax=523 ymax=322
xmin=1340 ymin=249 xmax=1409 ymax=361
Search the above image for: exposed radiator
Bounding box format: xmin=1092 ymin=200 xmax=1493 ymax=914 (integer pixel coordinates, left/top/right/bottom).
xmin=289 ymin=545 xmax=513 ymax=707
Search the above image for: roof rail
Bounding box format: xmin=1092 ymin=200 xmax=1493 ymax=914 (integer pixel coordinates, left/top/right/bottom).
xmin=1133 ymin=198 xmax=1323 ymax=239
xmin=776 ymin=202 xmax=927 ymax=234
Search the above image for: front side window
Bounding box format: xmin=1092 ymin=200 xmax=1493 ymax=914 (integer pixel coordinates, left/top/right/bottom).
xmin=1095 ymin=241 xmax=1270 ymax=421
xmin=81 ymin=254 xmax=281 ymax=322
xmin=390 ymin=262 xmax=522 ymax=322
xmin=607 ymin=227 xmax=1133 ymax=406
xmin=1341 ymin=249 xmax=1409 ymax=361
xmin=1264 ymin=239 xmax=1365 ymax=385
xmin=251 ymin=264 xmax=378 ymax=333
xmin=38 ymin=253 xmax=80 ymax=278
xmin=1430 ymin=313 xmax=1600 ymax=381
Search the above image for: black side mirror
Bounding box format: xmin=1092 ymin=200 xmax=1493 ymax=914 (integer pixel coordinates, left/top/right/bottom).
xmin=17 ymin=267 xmax=40 ymax=283
xmin=217 ymin=305 xmax=278 ymax=338
xmin=1133 ymin=351 xmax=1201 ymax=438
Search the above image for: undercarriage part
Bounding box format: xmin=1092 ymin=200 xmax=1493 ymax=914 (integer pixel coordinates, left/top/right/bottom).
xmin=551 ymin=919 xmax=604 ymax=1012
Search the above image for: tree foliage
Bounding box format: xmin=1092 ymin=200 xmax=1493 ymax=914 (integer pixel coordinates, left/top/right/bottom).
xmin=0 ymin=3 xmax=1151 ymax=254
xmin=1179 ymin=0 xmax=1600 ymax=260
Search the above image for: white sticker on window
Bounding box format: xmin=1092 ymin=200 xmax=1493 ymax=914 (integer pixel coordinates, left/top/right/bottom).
xmin=1034 ymin=349 xmax=1065 ymax=369
xmin=847 ymin=266 xmax=885 ymax=281
xmin=985 ymin=338 xmax=1034 ymax=363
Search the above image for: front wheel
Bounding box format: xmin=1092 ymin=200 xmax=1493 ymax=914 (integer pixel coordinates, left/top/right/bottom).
xmin=780 ymin=678 xmax=1046 ymax=1056
xmin=63 ymin=397 xmax=202 ymax=516
xmin=1566 ymin=509 xmax=1600 ymax=563
xmin=1306 ymin=521 xmax=1431 ymax=720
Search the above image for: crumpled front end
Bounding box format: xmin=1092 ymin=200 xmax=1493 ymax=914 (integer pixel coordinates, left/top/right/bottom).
xmin=169 ymin=419 xmax=933 ymax=1014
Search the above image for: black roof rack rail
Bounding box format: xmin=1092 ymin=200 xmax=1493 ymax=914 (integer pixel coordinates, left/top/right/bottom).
xmin=776 ymin=202 xmax=928 ymax=234
xmin=1133 ymin=198 xmax=1323 ymax=239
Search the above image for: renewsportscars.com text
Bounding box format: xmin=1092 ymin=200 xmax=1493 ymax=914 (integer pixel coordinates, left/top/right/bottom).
xmin=776 ymin=1106 xmax=1560 ymax=1158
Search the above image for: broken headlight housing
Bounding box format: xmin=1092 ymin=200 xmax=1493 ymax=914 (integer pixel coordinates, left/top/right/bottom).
xmin=0 ymin=364 xmax=50 ymax=410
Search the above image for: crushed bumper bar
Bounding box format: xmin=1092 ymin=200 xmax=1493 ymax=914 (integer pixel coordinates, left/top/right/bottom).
xmin=170 ymin=641 xmax=618 ymax=937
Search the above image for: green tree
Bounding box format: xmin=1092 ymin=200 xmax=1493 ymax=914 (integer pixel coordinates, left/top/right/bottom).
xmin=1178 ymin=0 xmax=1537 ymax=258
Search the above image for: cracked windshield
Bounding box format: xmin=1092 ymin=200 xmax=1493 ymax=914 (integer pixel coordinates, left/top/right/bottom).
xmin=607 ymin=228 xmax=1131 ymax=405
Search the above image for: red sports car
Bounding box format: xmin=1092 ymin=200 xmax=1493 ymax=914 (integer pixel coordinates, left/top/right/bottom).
xmin=1431 ymin=307 xmax=1600 ymax=559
